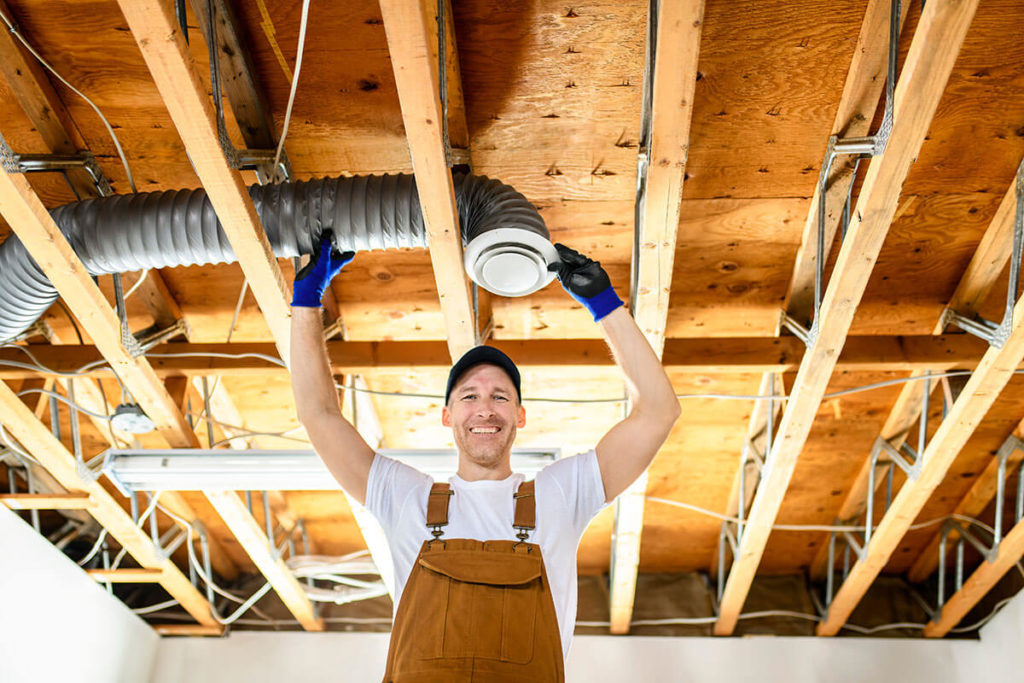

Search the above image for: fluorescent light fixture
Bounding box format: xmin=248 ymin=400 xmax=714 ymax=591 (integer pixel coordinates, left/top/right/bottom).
xmin=101 ymin=448 xmax=561 ymax=495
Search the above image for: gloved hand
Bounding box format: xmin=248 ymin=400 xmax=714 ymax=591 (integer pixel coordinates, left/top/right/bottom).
xmin=291 ymin=232 xmax=355 ymax=308
xmin=547 ymin=243 xmax=623 ymax=322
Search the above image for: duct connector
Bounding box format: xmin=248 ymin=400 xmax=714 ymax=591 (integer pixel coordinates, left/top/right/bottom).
xmin=0 ymin=173 xmax=558 ymax=343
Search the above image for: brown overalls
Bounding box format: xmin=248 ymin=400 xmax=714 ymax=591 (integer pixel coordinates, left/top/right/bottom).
xmin=382 ymin=480 xmax=565 ymax=682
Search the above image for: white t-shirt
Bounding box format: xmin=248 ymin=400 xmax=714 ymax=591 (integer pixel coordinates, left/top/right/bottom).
xmin=364 ymin=449 xmax=607 ymax=660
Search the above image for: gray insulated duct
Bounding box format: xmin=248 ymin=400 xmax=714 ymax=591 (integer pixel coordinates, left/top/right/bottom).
xmin=0 ymin=173 xmax=558 ymax=342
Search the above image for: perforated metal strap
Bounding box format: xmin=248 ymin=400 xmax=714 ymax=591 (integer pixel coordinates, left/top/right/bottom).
xmin=426 ymin=483 xmax=453 ymax=538
xmin=513 ymin=480 xmax=536 ymax=539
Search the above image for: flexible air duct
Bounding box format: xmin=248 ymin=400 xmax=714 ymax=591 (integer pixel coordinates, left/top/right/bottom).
xmin=0 ymin=173 xmax=557 ymax=342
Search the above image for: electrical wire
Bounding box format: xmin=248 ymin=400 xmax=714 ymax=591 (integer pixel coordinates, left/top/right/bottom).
xmin=56 ymin=301 xmax=85 ymax=344
xmin=0 ymin=6 xmax=136 ymax=192
xmin=7 ymin=345 xmax=1011 ymax=407
xmin=16 ymin=387 xmax=112 ymax=421
xmin=154 ymin=502 xmax=275 ymax=623
xmin=271 ymin=0 xmax=311 ymax=182
xmin=123 ymin=271 xmax=148 ymax=300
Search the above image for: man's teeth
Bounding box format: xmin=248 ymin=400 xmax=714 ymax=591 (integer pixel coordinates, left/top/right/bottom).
xmin=470 ymin=427 xmax=500 ymax=433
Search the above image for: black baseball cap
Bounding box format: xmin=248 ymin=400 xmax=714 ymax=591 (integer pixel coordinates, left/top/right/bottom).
xmin=445 ymin=346 xmax=522 ymax=404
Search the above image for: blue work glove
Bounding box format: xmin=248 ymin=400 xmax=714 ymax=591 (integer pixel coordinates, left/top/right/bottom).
xmin=548 ymin=243 xmax=623 ymax=322
xmin=290 ymin=233 xmax=355 ymax=308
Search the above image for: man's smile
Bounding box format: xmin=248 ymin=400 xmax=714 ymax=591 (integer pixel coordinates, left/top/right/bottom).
xmin=468 ymin=425 xmax=502 ymax=434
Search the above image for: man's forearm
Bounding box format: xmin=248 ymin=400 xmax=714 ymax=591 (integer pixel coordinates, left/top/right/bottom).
xmin=599 ymin=307 xmax=679 ymax=418
xmin=290 ymin=307 xmax=342 ymax=421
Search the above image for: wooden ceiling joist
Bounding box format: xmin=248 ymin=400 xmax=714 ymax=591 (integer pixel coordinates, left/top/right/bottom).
xmin=0 ymin=165 xmax=242 ymax=580
xmin=0 ymin=333 xmax=1003 ymax=381
xmin=714 ymin=0 xmax=978 ymax=636
xmin=712 ymin=0 xmax=907 ymax=580
xmin=112 ymin=0 xmax=362 ymax=613
xmin=817 ymin=300 xmax=1024 ymax=637
xmin=908 ymin=427 xmax=1024 ymax=582
xmin=0 ymin=0 xmax=95 ymax=199
xmin=0 ymin=379 xmax=220 ymax=629
xmin=188 ymin=0 xmax=280 ymax=182
xmin=0 ymin=169 xmax=201 ymax=450
xmin=921 ymin=506 xmax=1024 ymax=637
xmin=0 ymin=492 xmax=94 ymax=510
xmin=114 ymin=0 xmax=292 ymax=359
xmin=817 ymin=241 xmax=1022 ymax=629
xmin=812 ymin=160 xmax=1024 ymax=581
xmin=609 ymin=0 xmax=704 ymax=635
xmin=378 ymin=0 xmax=478 ymax=360
xmin=206 ymin=490 xmax=324 ymax=631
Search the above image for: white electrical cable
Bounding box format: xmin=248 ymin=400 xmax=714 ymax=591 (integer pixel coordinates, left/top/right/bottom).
xmin=123 ymin=271 xmax=149 ymax=300
xmin=270 ymin=0 xmax=311 ymax=182
xmin=0 ymin=6 xmax=136 ymax=192
xmin=154 ymin=502 xmax=275 ymax=623
xmin=16 ymin=387 xmax=112 ymax=420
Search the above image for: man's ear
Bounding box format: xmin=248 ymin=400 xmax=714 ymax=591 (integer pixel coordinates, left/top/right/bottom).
xmin=442 ymin=404 xmax=452 ymax=428
xmin=516 ymin=404 xmax=526 ymax=429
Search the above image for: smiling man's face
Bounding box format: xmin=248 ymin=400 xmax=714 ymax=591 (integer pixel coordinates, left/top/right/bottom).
xmin=442 ymin=363 xmax=526 ymax=477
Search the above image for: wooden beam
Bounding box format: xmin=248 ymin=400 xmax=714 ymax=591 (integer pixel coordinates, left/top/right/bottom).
xmin=188 ymin=0 xmax=278 ymax=151
xmin=812 ymin=162 xmax=1024 ymax=580
xmin=0 ymin=0 xmax=95 ymax=198
xmin=0 ymin=169 xmax=200 ymax=449
xmin=784 ymin=0 xmax=910 ymax=322
xmin=818 ymin=261 xmax=1021 ymax=630
xmin=115 ymin=0 xmax=292 ymax=359
xmin=610 ymin=0 xmax=704 ymax=635
xmin=206 ymin=490 xmax=324 ymax=631
xmin=716 ymin=0 xmax=978 ymax=636
xmin=0 ymin=492 xmax=94 ymax=509
xmin=922 ymin=514 xmax=1024 ymax=637
xmin=0 ymin=334 xmax=1003 ymax=380
xmin=908 ymin=428 xmax=1024 ymax=582
xmin=720 ymin=0 xmax=909 ymax=582
xmin=87 ymin=568 xmax=166 ymax=583
xmin=378 ymin=0 xmax=477 ymax=359
xmin=714 ymin=0 xmax=911 ymax=582
xmin=0 ymin=379 xmax=220 ymax=628
xmin=154 ymin=624 xmax=224 ymax=637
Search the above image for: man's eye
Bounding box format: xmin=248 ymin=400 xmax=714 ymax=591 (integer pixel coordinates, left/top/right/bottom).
xmin=461 ymin=394 xmax=476 ymax=400
xmin=494 ymin=396 xmax=508 ymax=402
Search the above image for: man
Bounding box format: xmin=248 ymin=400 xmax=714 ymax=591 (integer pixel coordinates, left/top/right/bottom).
xmin=290 ymin=236 xmax=680 ymax=681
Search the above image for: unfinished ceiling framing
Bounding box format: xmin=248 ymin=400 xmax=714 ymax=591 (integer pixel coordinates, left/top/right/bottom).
xmin=1 ymin=0 xmax=1024 ymax=639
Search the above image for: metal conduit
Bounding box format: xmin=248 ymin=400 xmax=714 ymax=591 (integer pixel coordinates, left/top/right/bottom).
xmin=0 ymin=173 xmax=549 ymax=341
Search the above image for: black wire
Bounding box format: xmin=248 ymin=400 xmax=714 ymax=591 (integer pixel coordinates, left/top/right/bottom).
xmin=56 ymin=300 xmax=85 ymax=344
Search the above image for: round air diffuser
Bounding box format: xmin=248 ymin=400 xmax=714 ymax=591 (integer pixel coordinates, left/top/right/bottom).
xmin=463 ymin=228 xmax=560 ymax=297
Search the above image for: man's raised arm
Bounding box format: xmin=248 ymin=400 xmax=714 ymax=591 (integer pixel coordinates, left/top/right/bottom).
xmin=549 ymin=245 xmax=680 ymax=502
xmin=290 ymin=237 xmax=375 ymax=504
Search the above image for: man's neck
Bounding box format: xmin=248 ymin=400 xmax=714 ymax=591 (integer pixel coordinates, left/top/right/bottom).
xmin=455 ymin=457 xmax=513 ymax=481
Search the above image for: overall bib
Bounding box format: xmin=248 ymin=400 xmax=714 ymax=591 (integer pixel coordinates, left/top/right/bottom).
xmin=382 ymin=480 xmax=565 ymax=682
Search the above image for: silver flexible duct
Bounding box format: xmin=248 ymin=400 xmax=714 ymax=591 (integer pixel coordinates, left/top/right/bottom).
xmin=0 ymin=173 xmax=551 ymax=342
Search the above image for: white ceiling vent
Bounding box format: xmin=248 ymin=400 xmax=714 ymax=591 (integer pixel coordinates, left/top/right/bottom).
xmin=463 ymin=228 xmax=559 ymax=297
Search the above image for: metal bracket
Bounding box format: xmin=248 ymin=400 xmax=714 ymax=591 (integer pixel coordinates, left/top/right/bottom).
xmin=781 ymin=312 xmax=815 ymax=347
xmin=842 ymin=530 xmax=865 ymax=561
xmin=875 ymin=437 xmax=920 ymax=479
xmin=942 ymin=158 xmax=1024 ymax=348
xmin=135 ymin=318 xmax=190 ymax=352
xmin=806 ymin=0 xmax=900 ymax=335
xmin=0 ymin=132 xmax=113 ymax=196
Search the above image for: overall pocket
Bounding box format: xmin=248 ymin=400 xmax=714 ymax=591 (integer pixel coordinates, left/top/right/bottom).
xmin=417 ymin=547 xmax=542 ymax=664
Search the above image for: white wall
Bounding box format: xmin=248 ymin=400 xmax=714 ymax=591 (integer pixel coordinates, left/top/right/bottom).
xmin=0 ymin=505 xmax=159 ymax=683
xmin=151 ymin=623 xmax=993 ymax=683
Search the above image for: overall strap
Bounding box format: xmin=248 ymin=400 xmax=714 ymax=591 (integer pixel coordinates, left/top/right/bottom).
xmin=426 ymin=483 xmax=453 ymax=539
xmin=513 ymin=480 xmax=536 ymax=541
